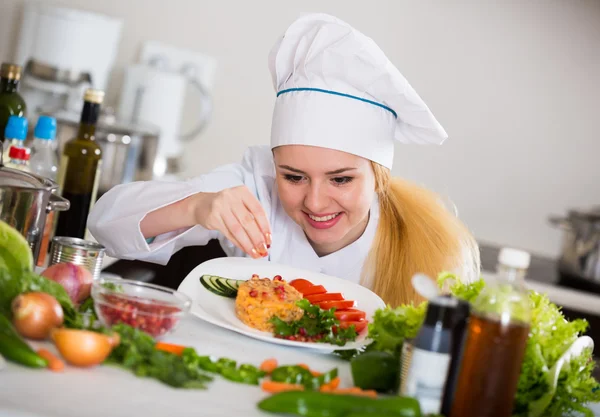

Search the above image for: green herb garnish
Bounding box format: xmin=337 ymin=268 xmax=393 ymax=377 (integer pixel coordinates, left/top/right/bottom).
xmin=269 ymin=299 xmax=358 ymax=346
xmin=105 ymin=324 xmax=213 ymax=389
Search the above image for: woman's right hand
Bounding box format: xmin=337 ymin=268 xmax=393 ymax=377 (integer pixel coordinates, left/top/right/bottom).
xmin=191 ymin=186 xmax=272 ymax=258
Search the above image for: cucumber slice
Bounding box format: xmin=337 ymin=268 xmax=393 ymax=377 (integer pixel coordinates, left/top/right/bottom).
xmin=210 ymin=276 xmax=236 ymax=298
xmin=225 ymin=279 xmax=244 ymax=292
xmin=199 ymin=275 xmax=246 ymax=298
xmin=200 ymin=275 xmax=227 ymax=297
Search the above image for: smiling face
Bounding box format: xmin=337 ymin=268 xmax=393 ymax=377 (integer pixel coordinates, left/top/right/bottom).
xmin=273 ymin=145 xmax=376 ymax=256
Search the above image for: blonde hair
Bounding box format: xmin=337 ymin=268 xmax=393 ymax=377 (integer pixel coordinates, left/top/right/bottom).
xmin=361 ymin=162 xmax=480 ymax=307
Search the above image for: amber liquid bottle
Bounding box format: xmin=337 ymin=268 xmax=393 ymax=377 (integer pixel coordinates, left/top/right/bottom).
xmin=449 ymin=248 xmax=532 ymax=417
xmin=55 ymin=89 xmax=104 ymax=239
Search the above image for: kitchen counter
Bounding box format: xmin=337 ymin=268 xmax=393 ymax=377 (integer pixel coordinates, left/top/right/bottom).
xmin=480 ymin=243 xmax=600 ymax=316
xmin=0 ymin=317 xmax=353 ymax=417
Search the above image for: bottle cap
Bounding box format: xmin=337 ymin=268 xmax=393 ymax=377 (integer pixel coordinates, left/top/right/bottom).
xmin=5 ymin=116 xmax=28 ymax=140
xmin=83 ymin=89 xmax=105 ymax=104
xmin=0 ymin=63 xmax=22 ymax=80
xmin=8 ymin=146 xmax=28 ymax=161
xmin=34 ymin=116 xmax=57 ymax=140
xmin=498 ymin=247 xmax=531 ymax=269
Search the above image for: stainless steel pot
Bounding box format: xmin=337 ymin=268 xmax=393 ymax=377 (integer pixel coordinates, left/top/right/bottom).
xmin=52 ymin=108 xmax=159 ymax=195
xmin=0 ymin=143 xmax=70 ymax=264
xmin=550 ymin=207 xmax=600 ymax=282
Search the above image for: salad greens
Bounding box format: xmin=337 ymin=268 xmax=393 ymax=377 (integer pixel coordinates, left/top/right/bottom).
xmin=270 ymin=299 xmax=358 ymax=346
xmin=344 ymin=272 xmax=600 ymax=417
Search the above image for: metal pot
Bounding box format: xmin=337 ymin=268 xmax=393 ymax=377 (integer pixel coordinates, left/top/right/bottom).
xmin=52 ymin=108 xmax=159 ymax=196
xmin=549 ymin=207 xmax=600 ymax=282
xmin=0 ymin=143 xmax=70 ymax=264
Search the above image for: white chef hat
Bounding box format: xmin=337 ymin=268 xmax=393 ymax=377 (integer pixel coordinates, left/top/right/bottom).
xmin=268 ymin=13 xmax=448 ymax=169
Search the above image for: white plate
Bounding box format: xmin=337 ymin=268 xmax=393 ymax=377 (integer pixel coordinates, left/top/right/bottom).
xmin=177 ymin=257 xmax=385 ymax=351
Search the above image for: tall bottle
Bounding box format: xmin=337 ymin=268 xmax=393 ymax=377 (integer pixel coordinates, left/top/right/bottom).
xmin=0 ymin=63 xmax=27 ymax=141
xmin=30 ymin=115 xmax=59 ymax=266
xmin=3 ymin=115 xmax=29 ymax=168
xmin=55 ymin=89 xmax=104 ymax=239
xmin=29 ymin=116 xmax=58 ymax=180
xmin=449 ymin=248 xmax=531 ymax=417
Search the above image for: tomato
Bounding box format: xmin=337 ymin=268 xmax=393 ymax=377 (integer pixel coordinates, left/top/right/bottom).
xmin=334 ymin=309 xmax=366 ymax=321
xmin=305 ymin=293 xmax=344 ymax=303
xmin=339 ymin=319 xmax=368 ymax=334
xmin=289 ymin=278 xmax=313 ymax=293
xmin=301 ymin=285 xmax=327 ymax=296
xmin=317 ymin=300 xmax=354 ymax=310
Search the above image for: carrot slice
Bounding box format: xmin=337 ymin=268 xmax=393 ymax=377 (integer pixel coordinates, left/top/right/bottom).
xmin=317 ymin=300 xmax=355 ymax=310
xmin=306 ymin=293 xmax=344 ymax=303
xmin=289 ymin=279 xmax=313 ymax=292
xmin=329 ymin=388 xmax=377 ymax=398
xmin=301 ymin=285 xmax=327 ymax=296
xmin=339 ymin=320 xmax=368 ymax=334
xmin=260 ymin=358 xmax=279 ymax=374
xmin=261 ymin=380 xmax=304 ymax=393
xmin=155 ymin=342 xmax=186 ymax=356
xmin=37 ymin=348 xmax=64 ymax=372
xmin=334 ymin=309 xmax=367 ymax=321
xmin=319 ymin=377 xmax=341 ymax=391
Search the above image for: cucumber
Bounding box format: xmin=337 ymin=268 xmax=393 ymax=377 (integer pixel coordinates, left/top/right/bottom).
xmin=211 ymin=276 xmax=236 ymax=297
xmin=200 ymin=275 xmax=226 ymax=297
xmin=224 ymin=279 xmax=243 ymax=292
xmin=199 ymin=275 xmax=246 ymax=298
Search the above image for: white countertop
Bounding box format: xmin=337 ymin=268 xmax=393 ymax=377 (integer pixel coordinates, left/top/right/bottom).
xmin=0 ymin=317 xmax=352 ymax=417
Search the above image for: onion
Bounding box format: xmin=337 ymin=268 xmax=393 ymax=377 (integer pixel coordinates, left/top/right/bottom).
xmin=41 ymin=263 xmax=93 ymax=304
xmin=12 ymin=292 xmax=64 ymax=340
xmin=51 ymin=328 xmax=120 ymax=367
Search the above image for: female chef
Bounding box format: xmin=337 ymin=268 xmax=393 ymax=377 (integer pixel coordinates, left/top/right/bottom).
xmin=88 ymin=13 xmax=480 ymax=307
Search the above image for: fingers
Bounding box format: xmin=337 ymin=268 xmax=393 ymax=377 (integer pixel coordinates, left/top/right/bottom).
xmin=221 ymin=208 xmax=266 ymax=259
xmin=232 ymin=204 xmax=269 ymax=258
xmin=241 ymin=190 xmax=272 ymax=247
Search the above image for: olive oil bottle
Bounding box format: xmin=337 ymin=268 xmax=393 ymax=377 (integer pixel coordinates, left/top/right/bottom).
xmin=0 ymin=63 xmax=27 ymax=142
xmin=55 ymin=89 xmax=104 ymax=239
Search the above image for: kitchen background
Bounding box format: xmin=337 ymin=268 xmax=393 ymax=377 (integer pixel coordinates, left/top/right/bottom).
xmin=0 ymin=0 xmax=599 ymax=260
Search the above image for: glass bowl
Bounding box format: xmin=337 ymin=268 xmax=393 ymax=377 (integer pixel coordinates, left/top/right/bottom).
xmin=91 ymin=277 xmax=192 ymax=339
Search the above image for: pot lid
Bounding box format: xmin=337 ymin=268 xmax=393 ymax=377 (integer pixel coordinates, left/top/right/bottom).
xmin=0 ymin=146 xmax=57 ymax=191
xmin=568 ymin=206 xmax=600 ymax=222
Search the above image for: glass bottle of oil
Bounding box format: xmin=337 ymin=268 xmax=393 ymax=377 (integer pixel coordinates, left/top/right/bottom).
xmin=54 ymin=89 xmax=104 ymax=239
xmin=449 ymin=248 xmax=531 ymax=417
xmin=0 ymin=63 xmax=27 ymax=142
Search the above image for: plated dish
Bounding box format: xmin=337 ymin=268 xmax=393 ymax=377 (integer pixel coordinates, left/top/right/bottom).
xmin=177 ymin=257 xmax=386 ymax=351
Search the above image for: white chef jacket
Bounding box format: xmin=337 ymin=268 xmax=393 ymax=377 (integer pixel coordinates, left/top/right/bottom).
xmin=88 ymin=146 xmax=379 ymax=285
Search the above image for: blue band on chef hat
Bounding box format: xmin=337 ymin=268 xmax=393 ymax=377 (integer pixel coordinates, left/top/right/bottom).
xmin=277 ymin=88 xmax=398 ymax=119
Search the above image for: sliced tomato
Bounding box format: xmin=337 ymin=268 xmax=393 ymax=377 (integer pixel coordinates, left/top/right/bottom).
xmin=289 ymin=278 xmax=313 ymax=293
xmin=339 ymin=319 xmax=368 ymax=334
xmin=301 ymin=285 xmax=327 ymax=296
xmin=305 ymin=293 xmax=344 ymax=303
xmin=317 ymin=300 xmax=355 ymax=310
xmin=334 ymin=309 xmax=366 ymax=321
